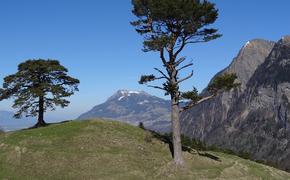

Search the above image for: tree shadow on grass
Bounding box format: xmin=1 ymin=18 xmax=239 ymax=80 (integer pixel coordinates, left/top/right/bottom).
xmin=148 ymin=130 xmax=221 ymax=162
xmin=25 ymin=120 xmax=73 ymax=130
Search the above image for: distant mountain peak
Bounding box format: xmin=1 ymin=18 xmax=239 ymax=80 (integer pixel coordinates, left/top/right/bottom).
xmin=244 ymin=41 xmax=251 ymax=47
xmin=78 ymin=90 xmax=171 ymax=132
xmin=117 ymin=90 xmax=145 ymax=99
xmin=204 ymin=38 xmax=275 ymax=92
xmin=242 ymin=39 xmax=275 ymax=50
xmin=108 ymin=89 xmax=148 ymax=101
xmin=281 ymin=35 xmax=290 ymax=42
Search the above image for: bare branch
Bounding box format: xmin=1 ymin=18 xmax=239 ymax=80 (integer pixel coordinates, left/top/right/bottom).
xmin=173 ymin=36 xmax=186 ymax=59
xmin=147 ymin=85 xmax=165 ymax=91
xmin=160 ymin=48 xmax=168 ymax=67
xmin=154 ymin=77 xmax=167 ymax=80
xmin=177 ymin=70 xmax=193 ymax=84
xmin=175 ymin=57 xmax=186 ymax=66
xmin=177 ymin=62 xmax=193 ymax=72
xmin=180 ymin=94 xmax=215 ymax=112
xmin=186 ymin=40 xmax=207 ymax=44
xmin=154 ymin=68 xmax=170 ymax=80
xmin=196 ymin=95 xmax=215 ymax=104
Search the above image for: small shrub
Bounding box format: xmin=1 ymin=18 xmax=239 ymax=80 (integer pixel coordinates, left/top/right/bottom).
xmin=238 ymin=151 xmax=251 ymax=159
xmin=181 ymin=134 xmax=207 ymax=151
xmin=138 ymin=122 xmax=145 ymax=130
xmin=161 ymin=133 xmax=207 ymax=151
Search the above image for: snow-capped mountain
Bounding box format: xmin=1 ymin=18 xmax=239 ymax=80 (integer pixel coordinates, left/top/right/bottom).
xmin=78 ymin=90 xmax=171 ymax=132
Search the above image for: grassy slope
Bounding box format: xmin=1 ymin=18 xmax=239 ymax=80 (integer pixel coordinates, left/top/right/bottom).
xmin=0 ymin=120 xmax=289 ymax=180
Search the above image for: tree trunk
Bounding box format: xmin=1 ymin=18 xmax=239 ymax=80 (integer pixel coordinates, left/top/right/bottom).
xmin=35 ymin=96 xmax=46 ymax=127
xmin=169 ymin=66 xmax=184 ymax=166
xmin=171 ymin=95 xmax=184 ymax=166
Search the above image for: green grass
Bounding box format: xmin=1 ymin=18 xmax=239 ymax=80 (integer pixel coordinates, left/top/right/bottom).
xmin=0 ymin=119 xmax=289 ymax=180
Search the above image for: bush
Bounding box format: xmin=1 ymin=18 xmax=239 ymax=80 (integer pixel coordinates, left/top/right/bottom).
xmin=238 ymin=151 xmax=251 ymax=160
xmin=181 ymin=135 xmax=207 ymax=151
xmin=138 ymin=122 xmax=145 ymax=130
xmin=160 ymin=133 xmax=207 ymax=151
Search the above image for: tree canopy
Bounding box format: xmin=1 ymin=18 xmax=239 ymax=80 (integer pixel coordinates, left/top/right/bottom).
xmin=131 ymin=0 xmax=221 ymax=53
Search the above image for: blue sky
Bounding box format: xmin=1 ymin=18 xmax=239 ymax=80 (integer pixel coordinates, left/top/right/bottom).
xmin=0 ymin=0 xmax=289 ymax=121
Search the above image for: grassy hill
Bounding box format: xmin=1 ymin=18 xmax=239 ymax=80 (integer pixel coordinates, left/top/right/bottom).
xmin=0 ymin=120 xmax=289 ymax=180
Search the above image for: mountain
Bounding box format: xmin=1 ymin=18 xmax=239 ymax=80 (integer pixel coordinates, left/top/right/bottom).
xmin=0 ymin=111 xmax=35 ymax=132
xmin=0 ymin=119 xmax=289 ymax=179
xmin=78 ymin=90 xmax=171 ymax=132
xmin=204 ymin=39 xmax=275 ymax=92
xmin=181 ymin=36 xmax=290 ymax=172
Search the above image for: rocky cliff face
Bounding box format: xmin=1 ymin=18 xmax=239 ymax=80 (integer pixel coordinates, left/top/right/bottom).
xmin=181 ymin=36 xmax=290 ymax=172
xmin=78 ymin=90 xmax=171 ymax=132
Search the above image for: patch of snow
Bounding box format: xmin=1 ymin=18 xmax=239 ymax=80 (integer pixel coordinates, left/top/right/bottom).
xmin=137 ymin=100 xmax=149 ymax=105
xmin=128 ymin=90 xmax=141 ymax=94
xmin=118 ymin=96 xmax=125 ymax=101
xmin=244 ymin=41 xmax=250 ymax=47
xmin=116 ymin=90 xmax=145 ymax=101
xmin=120 ymin=90 xmax=141 ymax=95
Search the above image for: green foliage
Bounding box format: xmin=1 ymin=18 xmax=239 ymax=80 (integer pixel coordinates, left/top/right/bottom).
xmin=131 ymin=0 xmax=221 ymax=52
xmin=181 ymin=87 xmax=201 ymax=103
xmin=139 ymin=75 xmax=156 ymax=84
xmin=238 ymin=151 xmax=251 ymax=160
xmin=207 ymin=73 xmax=240 ymax=94
xmin=0 ymin=59 xmax=80 ymax=119
xmin=162 ymin=133 xmax=207 ymax=151
xmin=180 ymin=134 xmax=207 ymax=151
xmin=163 ymin=81 xmax=179 ymax=96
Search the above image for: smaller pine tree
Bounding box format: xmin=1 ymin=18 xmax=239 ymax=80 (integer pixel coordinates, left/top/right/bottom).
xmin=138 ymin=122 xmax=145 ymax=130
xmin=0 ymin=59 xmax=80 ymax=128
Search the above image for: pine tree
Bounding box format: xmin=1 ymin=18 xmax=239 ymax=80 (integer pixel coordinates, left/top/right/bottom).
xmin=0 ymin=59 xmax=80 ymax=128
xmin=131 ymin=0 xmax=239 ymax=166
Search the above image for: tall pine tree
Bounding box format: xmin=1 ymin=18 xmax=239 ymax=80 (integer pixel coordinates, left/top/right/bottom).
xmin=131 ymin=0 xmax=238 ymax=166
